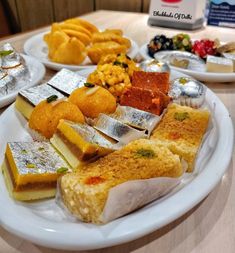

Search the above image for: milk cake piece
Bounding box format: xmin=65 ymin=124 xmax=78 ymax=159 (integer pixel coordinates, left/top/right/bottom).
xmin=15 ymin=84 xmax=64 ymax=119
xmin=51 ymin=120 xmax=115 ymax=168
xmin=47 ymin=68 xmax=86 ymax=95
xmin=151 ymin=103 xmax=210 ymax=172
xmin=59 ymin=139 xmax=184 ymax=224
xmin=206 ymin=55 xmax=233 ymax=73
xmin=1 ymin=142 xmax=70 ymax=201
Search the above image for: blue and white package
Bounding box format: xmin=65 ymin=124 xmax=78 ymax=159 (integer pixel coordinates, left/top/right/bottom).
xmin=207 ymin=0 xmax=235 ymax=28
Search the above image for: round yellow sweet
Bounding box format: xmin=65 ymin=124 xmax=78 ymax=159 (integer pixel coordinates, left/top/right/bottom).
xmin=29 ymin=99 xmax=85 ymax=139
xmin=69 ymin=85 xmax=116 ymax=118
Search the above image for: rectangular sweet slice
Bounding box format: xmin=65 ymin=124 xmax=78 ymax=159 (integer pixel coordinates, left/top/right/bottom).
xmin=93 ymin=113 xmax=147 ymax=144
xmin=109 ymin=105 xmax=161 ymax=136
xmin=1 ymin=142 xmax=70 ymax=201
xmin=50 ymin=120 xmax=115 ymax=169
xmin=206 ymin=55 xmax=233 ymax=73
xmin=132 ymin=71 xmax=170 ymax=94
xmin=151 ymin=103 xmax=210 ymax=172
xmin=120 ymin=86 xmax=171 ymax=115
xmin=47 ymin=68 xmax=86 ymax=95
xmin=15 ymin=84 xmax=64 ymax=119
xmin=59 ymin=139 xmax=184 ymax=224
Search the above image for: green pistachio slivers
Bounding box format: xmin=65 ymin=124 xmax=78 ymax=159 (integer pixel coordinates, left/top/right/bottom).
xmin=26 ymin=163 xmax=36 ymax=169
xmin=174 ymin=112 xmax=189 ymax=121
xmin=84 ymin=82 xmax=95 ymax=88
xmin=0 ymin=50 xmax=13 ymax=57
xmin=57 ymin=167 xmax=69 ymax=174
xmin=46 ymin=95 xmax=58 ymax=103
xmin=135 ymin=148 xmax=155 ymax=158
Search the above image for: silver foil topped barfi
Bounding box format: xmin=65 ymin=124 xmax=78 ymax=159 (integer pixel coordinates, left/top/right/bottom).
xmin=47 ymin=68 xmax=86 ymax=95
xmin=109 ymin=105 xmax=161 ymax=136
xmin=93 ymin=113 xmax=147 ymax=144
xmin=18 ymin=83 xmax=64 ymax=106
xmin=15 ymin=83 xmax=64 ymax=119
xmin=1 ymin=141 xmax=70 ymax=201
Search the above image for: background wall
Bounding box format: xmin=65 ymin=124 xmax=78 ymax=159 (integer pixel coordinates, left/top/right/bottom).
xmin=1 ymin=0 xmax=150 ymax=37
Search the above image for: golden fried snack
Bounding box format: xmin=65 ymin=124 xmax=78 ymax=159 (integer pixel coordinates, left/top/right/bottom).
xmin=62 ymin=29 xmax=91 ymax=46
xmin=69 ymin=85 xmax=116 ymax=118
xmin=88 ymin=42 xmax=127 ymax=64
xmin=92 ymin=32 xmax=131 ymax=49
xmin=65 ymin=18 xmax=99 ymax=34
xmin=59 ymin=23 xmax=92 ymax=38
xmin=104 ymin=29 xmax=123 ymax=36
xmin=44 ymin=30 xmax=69 ymax=59
xmin=29 ymin=99 xmax=85 ymax=139
xmin=52 ymin=37 xmax=87 ymax=65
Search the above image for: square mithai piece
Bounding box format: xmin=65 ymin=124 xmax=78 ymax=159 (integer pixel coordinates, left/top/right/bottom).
xmin=151 ymin=103 xmax=210 ymax=172
xmin=2 ymin=142 xmax=70 ymax=201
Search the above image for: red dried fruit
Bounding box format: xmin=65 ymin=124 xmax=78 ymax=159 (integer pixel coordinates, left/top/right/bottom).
xmin=192 ymin=39 xmax=217 ymax=59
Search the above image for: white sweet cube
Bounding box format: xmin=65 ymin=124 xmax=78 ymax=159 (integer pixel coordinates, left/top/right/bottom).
xmin=206 ymin=55 xmax=233 ymax=73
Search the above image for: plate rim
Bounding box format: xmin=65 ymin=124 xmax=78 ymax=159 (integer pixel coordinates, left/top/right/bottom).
xmin=0 ymin=70 xmax=233 ymax=250
xmin=139 ymin=43 xmax=235 ymax=82
xmin=23 ymin=31 xmax=139 ymax=71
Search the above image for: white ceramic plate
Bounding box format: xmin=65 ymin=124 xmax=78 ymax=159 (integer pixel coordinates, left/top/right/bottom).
xmin=139 ymin=43 xmax=235 ymax=83
xmin=24 ymin=31 xmax=139 ymax=71
xmin=0 ymin=70 xmax=233 ymax=250
xmin=0 ymin=55 xmax=45 ymax=108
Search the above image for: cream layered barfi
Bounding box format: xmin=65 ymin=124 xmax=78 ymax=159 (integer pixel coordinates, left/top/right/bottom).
xmin=15 ymin=84 xmax=64 ymax=119
xmin=50 ymin=120 xmax=115 ymax=168
xmin=2 ymin=142 xmax=70 ymax=201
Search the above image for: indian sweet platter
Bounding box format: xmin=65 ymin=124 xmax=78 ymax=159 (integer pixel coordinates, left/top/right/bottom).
xmin=145 ymin=33 xmax=235 ymax=73
xmin=1 ymin=49 xmax=214 ymax=225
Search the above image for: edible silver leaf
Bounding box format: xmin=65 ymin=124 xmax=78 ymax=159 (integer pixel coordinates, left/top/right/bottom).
xmin=109 ymin=105 xmax=161 ymax=136
xmin=8 ymin=142 xmax=69 ymax=175
xmin=19 ymin=83 xmax=64 ymax=106
xmin=64 ymin=120 xmax=116 ymax=149
xmin=94 ymin=114 xmax=147 ymax=144
xmin=169 ymin=77 xmax=206 ymax=108
xmin=139 ymin=59 xmax=170 ymax=73
xmin=47 ymin=68 xmax=86 ymax=95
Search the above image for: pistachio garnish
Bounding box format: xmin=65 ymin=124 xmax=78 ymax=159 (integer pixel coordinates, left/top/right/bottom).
xmin=46 ymin=95 xmax=58 ymax=103
xmin=135 ymin=148 xmax=155 ymax=158
xmin=84 ymin=82 xmax=95 ymax=88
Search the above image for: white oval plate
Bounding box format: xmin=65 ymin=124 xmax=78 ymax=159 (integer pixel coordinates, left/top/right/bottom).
xmin=24 ymin=31 xmax=139 ymax=71
xmin=139 ymin=43 xmax=235 ymax=83
xmin=0 ymin=70 xmax=233 ymax=250
xmin=0 ymin=55 xmax=45 ymax=108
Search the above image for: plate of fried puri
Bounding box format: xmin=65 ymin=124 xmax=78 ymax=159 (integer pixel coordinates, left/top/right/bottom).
xmin=24 ymin=18 xmax=139 ymax=71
